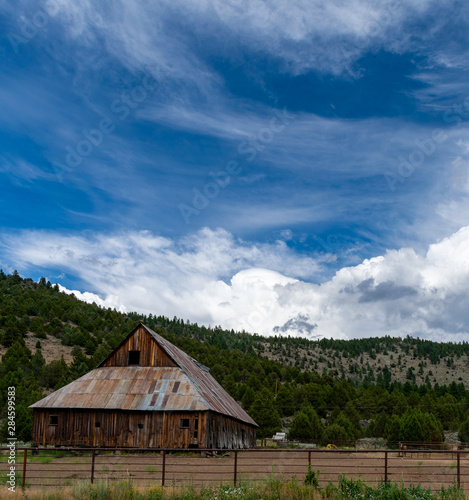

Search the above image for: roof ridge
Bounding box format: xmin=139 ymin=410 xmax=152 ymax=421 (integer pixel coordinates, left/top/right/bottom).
xmin=32 ymin=323 xmax=257 ymax=427
xmin=141 ymin=324 xmax=257 ymax=427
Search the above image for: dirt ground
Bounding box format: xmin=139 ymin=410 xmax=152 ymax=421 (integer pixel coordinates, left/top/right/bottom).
xmin=1 ymin=449 xmax=468 ymax=492
xmin=0 ymin=333 xmax=74 ymax=364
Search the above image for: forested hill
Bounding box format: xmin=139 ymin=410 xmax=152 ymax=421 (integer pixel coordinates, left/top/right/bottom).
xmin=2 ymin=270 xmax=469 ymax=446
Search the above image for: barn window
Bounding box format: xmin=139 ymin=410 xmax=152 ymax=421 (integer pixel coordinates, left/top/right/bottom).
xmin=95 ymin=421 xmax=101 ymax=428
xmin=180 ymin=418 xmax=190 ymax=428
xmin=49 ymin=415 xmax=58 ymax=426
xmin=128 ymin=350 xmax=140 ymax=365
xmin=194 ymin=418 xmax=199 ymax=439
xmin=138 ymin=424 xmax=144 ymax=429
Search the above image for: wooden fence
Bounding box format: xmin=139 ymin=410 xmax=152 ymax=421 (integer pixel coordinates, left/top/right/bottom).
xmin=1 ymin=447 xmax=469 ymax=492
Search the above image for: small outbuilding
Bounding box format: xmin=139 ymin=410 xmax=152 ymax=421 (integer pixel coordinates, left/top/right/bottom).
xmin=30 ymin=323 xmax=257 ymax=449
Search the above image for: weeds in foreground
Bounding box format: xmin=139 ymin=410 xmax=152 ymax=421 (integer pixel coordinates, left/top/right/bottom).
xmin=321 ymin=475 xmax=466 ymax=500
xmin=1 ymin=476 xmax=467 ymax=499
xmin=303 ymin=465 xmax=320 ymax=488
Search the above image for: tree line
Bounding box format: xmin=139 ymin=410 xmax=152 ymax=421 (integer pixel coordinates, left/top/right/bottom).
xmin=2 ymin=270 xmax=469 ymax=446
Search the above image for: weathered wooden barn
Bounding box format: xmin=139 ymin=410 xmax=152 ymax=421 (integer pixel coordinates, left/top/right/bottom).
xmin=30 ymin=324 xmax=257 ymax=449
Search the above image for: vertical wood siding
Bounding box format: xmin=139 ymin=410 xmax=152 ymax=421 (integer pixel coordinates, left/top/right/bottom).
xmin=31 ymin=324 xmax=257 ymax=449
xmin=102 ymin=326 xmax=176 ymax=367
xmin=206 ymin=413 xmax=257 ymax=449
xmin=32 ymin=409 xmax=255 ymax=449
xmin=32 ymin=409 xmax=208 ymax=448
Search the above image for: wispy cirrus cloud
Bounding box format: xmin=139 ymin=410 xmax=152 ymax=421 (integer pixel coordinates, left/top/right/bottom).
xmin=2 ymin=0 xmax=469 ymax=346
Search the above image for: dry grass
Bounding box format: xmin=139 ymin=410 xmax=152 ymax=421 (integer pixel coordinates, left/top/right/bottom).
xmin=3 ymin=480 xmax=324 ymax=500
xmin=3 ymin=477 xmax=468 ymax=500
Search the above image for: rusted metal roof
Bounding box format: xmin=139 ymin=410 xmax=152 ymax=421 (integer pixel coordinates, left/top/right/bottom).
xmin=31 ymin=324 xmax=257 ymax=427
xmin=141 ymin=325 xmax=257 ymax=427
xmin=142 ymin=325 xmax=257 ymax=426
xmin=30 ymin=367 xmax=209 ymax=412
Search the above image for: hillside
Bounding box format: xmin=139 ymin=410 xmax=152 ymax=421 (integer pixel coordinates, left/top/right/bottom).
xmin=1 ymin=269 xmax=468 ymax=387
xmin=258 ymin=336 xmax=469 ymax=387
xmin=1 ymin=270 xmax=469 ymax=446
xmin=8 ymin=323 xmax=469 ymax=388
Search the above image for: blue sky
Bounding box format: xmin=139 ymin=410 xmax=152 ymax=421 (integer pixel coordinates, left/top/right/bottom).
xmin=1 ymin=0 xmax=469 ymax=341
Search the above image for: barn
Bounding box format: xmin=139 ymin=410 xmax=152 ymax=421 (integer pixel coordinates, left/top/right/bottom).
xmin=30 ymin=323 xmax=257 ymax=449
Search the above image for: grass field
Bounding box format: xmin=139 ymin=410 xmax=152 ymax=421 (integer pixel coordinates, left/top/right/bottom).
xmin=2 ymin=448 xmax=469 ymax=498
xmin=2 ymin=476 xmax=468 ymax=500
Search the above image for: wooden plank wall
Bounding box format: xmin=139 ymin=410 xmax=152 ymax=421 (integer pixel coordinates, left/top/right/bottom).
xmin=32 ymin=409 xmax=256 ymax=449
xmin=32 ymin=409 xmax=208 ymax=449
xmin=206 ymin=413 xmax=257 ymax=449
xmin=102 ymin=326 xmax=176 ymax=367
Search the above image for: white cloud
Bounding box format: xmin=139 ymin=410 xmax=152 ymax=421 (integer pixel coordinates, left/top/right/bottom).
xmin=58 ymin=285 xmax=126 ymax=312
xmin=3 ymin=227 xmax=319 ymax=325
xmin=3 ymin=225 xmax=469 ymax=342
xmin=50 ymin=0 xmax=442 ymax=84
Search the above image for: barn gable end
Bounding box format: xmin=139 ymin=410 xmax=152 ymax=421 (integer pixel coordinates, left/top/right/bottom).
xmin=100 ymin=324 xmax=176 ymax=368
xmin=30 ymin=323 xmax=257 ymax=449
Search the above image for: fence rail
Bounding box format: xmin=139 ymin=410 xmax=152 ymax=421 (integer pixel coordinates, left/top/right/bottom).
xmin=1 ymin=447 xmax=469 ymax=491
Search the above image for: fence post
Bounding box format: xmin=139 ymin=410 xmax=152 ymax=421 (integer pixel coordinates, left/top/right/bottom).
xmin=308 ymin=450 xmax=311 ymax=468
xmin=22 ymin=449 xmax=27 ymax=488
xmin=384 ymin=450 xmax=388 ymax=484
xmin=161 ymin=450 xmax=166 ymax=487
xmin=90 ymin=450 xmax=96 ymax=484
xmin=234 ymin=451 xmax=238 ymax=486
xmin=457 ymin=452 xmax=461 ymax=489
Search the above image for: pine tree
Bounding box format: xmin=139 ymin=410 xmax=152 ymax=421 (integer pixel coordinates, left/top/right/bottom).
xmin=275 ymin=384 xmax=295 ymax=417
xmin=458 ymin=417 xmax=469 ymax=444
xmin=400 ymin=411 xmax=424 ymax=443
xmin=249 ymin=388 xmax=282 ymax=439
xmin=288 ymin=411 xmax=313 ymax=442
xmin=288 ymin=406 xmax=323 ymax=443
xmin=323 ymin=423 xmax=350 ymax=446
xmin=303 ymin=406 xmax=324 ymax=442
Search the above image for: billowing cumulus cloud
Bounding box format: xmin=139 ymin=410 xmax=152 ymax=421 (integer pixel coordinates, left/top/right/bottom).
xmin=3 ymin=225 xmax=469 ymax=342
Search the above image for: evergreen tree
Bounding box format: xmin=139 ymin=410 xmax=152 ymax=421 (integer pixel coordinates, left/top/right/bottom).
xmin=241 ymin=386 xmax=256 ymax=409
xmin=249 ymin=388 xmax=282 ymax=439
xmin=419 ymin=412 xmax=444 ymax=443
xmin=323 ymin=423 xmax=350 ymax=446
xmin=400 ymin=411 xmax=424 ymax=443
xmin=287 ymin=403 xmax=323 ymax=443
xmin=31 ymin=349 xmax=46 ymax=379
xmin=41 ymin=356 xmax=69 ymax=389
xmin=0 ymin=270 xmax=468 ymax=447
xmin=302 ymin=406 xmax=324 ymax=441
xmin=334 ymin=411 xmax=360 ymax=440
xmin=288 ymin=411 xmax=314 ymax=442
xmin=384 ymin=414 xmax=401 ymax=443
xmin=275 ymin=384 xmax=295 ymax=417
xmin=367 ymin=413 xmax=389 ymax=438
xmin=458 ymin=417 xmax=469 ymax=444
